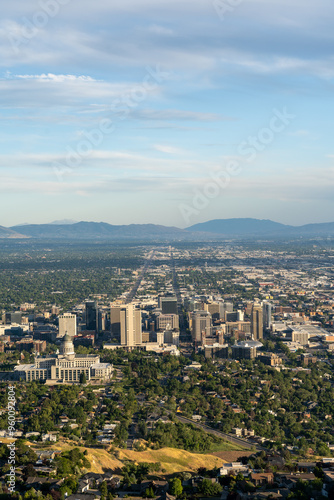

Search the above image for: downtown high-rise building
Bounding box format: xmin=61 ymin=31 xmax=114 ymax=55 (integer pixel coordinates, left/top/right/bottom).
xmin=85 ymin=301 xmax=97 ymax=331
xmin=158 ymin=296 xmax=178 ymax=315
xmin=262 ymin=301 xmax=272 ymax=330
xmin=251 ymin=302 xmax=263 ymax=340
xmin=58 ymin=313 xmax=77 ymax=338
xmin=110 ymin=305 xmax=121 ymax=340
xmin=191 ymin=310 xmax=212 ymax=342
xmin=120 ymin=304 xmax=142 ymax=347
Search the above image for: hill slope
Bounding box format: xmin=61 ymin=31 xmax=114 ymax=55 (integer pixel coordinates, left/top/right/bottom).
xmin=0 ymin=225 xmax=30 ymax=239
xmin=187 ymin=218 xmax=291 ymax=235
xmin=187 ymin=218 xmax=334 ymax=237
xmin=10 ymin=222 xmax=187 ymax=240
xmin=3 ymin=218 xmax=334 ymax=240
xmin=40 ymin=443 xmax=227 ymax=474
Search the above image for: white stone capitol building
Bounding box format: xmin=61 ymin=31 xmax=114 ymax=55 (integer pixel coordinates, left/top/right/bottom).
xmin=14 ymin=333 xmax=113 ymax=383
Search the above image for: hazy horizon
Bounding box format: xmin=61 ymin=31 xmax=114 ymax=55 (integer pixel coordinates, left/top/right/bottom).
xmin=5 ymin=216 xmax=334 ymax=231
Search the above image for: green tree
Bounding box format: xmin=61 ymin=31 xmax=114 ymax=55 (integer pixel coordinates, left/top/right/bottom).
xmin=169 ymin=478 xmax=183 ymax=498
xmin=100 ymin=480 xmax=108 ymax=497
xmin=144 ymin=487 xmax=155 ymax=498
xmin=199 ymin=479 xmax=222 ymax=496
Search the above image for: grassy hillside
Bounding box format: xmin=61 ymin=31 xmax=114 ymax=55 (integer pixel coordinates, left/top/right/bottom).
xmin=34 ymin=442 xmax=228 ymax=475
xmin=117 ymin=447 xmax=226 ymax=474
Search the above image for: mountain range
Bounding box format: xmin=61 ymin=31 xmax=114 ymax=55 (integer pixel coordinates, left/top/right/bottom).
xmin=0 ymin=218 xmax=334 ymax=240
xmin=0 ymin=225 xmax=30 ymax=239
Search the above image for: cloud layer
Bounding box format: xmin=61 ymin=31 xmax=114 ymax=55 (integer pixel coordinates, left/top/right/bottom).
xmin=1 ymin=0 xmax=333 ymax=225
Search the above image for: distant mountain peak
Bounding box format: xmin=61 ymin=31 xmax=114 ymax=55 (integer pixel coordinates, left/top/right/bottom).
xmin=186 ymin=218 xmax=290 ymax=235
xmin=50 ymin=219 xmax=79 ymax=225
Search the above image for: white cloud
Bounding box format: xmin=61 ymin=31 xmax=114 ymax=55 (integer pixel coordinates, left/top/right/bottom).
xmin=131 ymin=109 xmax=228 ymax=121
xmin=148 ymin=24 xmax=174 ymax=36
xmin=14 ymin=73 xmax=97 ymax=82
xmin=0 ymin=75 xmax=164 ymax=109
xmin=289 ymin=130 xmax=312 ymax=137
xmin=154 ymin=144 xmax=185 ymax=154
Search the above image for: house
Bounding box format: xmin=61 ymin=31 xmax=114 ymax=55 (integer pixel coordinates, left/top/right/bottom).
xmin=77 ymin=480 xmax=91 ymax=493
xmin=109 ymin=477 xmax=121 ymax=489
xmin=250 ymin=473 xmax=274 ymax=486
xmin=157 ymin=416 xmax=173 ymax=424
xmin=25 ymin=432 xmax=41 ymax=439
xmin=236 ymin=491 xmax=287 ymax=499
xmin=324 ymin=471 xmax=334 ymax=483
xmin=296 ymin=462 xmax=316 ymax=473
xmin=232 ymin=427 xmax=243 ymax=437
xmin=132 ymin=479 xmax=169 ymax=495
xmin=80 ymin=471 xmax=113 ymax=488
xmin=267 ymin=455 xmax=285 ymax=468
xmin=25 ymin=477 xmax=63 ymax=489
xmin=35 ymin=450 xmax=58 ymax=461
xmin=185 ymin=361 xmax=202 ymax=370
xmin=42 ymin=433 xmax=57 ymax=442
xmin=219 ymin=463 xmax=249 ymax=476
xmin=67 ymin=495 xmax=99 ymax=500
xmin=34 ymin=465 xmax=57 ymax=475
xmin=278 ymin=473 xmax=316 ymax=488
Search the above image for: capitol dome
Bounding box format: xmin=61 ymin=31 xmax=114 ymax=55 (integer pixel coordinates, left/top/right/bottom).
xmin=60 ymin=332 xmax=75 ymax=357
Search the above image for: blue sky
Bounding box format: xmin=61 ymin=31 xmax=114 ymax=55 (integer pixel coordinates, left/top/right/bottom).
xmin=1 ymin=0 xmax=334 ymax=228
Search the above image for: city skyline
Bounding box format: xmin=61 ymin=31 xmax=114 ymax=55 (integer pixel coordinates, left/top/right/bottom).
xmin=1 ymin=0 xmax=334 ymax=227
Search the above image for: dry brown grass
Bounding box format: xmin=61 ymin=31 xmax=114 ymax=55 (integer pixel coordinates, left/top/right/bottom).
xmin=32 ymin=440 xmax=227 ymax=475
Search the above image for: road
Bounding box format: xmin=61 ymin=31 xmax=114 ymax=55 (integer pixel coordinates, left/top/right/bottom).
xmin=170 ymin=248 xmax=189 ymax=337
xmin=125 ymin=250 xmax=155 ymax=303
xmin=170 ymin=250 xmax=182 ymax=309
xmin=176 ymin=415 xmax=262 ymax=451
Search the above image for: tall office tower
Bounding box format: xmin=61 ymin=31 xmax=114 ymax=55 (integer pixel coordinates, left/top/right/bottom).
xmin=191 ymin=310 xmax=212 ymax=342
xmin=97 ymin=310 xmax=108 ymax=332
xmin=159 ymin=296 xmax=178 ymax=315
xmin=157 ymin=331 xmax=164 ymax=346
xmin=85 ymin=301 xmax=97 ymax=331
xmin=156 ymin=313 xmax=179 ymax=331
xmin=251 ymin=302 xmax=263 ymax=340
xmin=120 ymin=304 xmax=142 ymax=347
xmin=263 ymin=301 xmax=272 ymax=330
xmin=232 ymin=343 xmax=258 ymax=360
xmin=245 ymin=302 xmax=253 ymax=316
xmin=186 ymin=299 xmax=204 ymax=311
xmin=205 ymin=302 xmax=221 ymax=321
xmin=225 ymin=311 xmax=238 ymax=322
xmin=237 ymin=310 xmax=245 ymax=321
xmin=110 ymin=306 xmax=121 ymax=339
xmin=219 ymin=302 xmax=234 ymax=320
xmin=2 ymin=311 xmax=22 ymax=325
xmin=58 ymin=313 xmax=77 ymax=338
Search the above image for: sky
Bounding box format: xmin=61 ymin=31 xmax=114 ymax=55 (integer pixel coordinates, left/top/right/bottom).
xmin=1 ymin=0 xmax=334 ymax=228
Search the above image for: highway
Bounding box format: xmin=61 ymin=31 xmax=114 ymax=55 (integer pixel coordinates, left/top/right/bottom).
xmin=170 ymin=249 xmax=182 ymax=309
xmin=176 ymin=415 xmax=261 ymax=451
xmin=170 ymin=249 xmax=188 ymax=337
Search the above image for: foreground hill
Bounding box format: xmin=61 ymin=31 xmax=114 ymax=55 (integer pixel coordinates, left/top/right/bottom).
xmin=38 ymin=443 xmax=228 ymax=474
